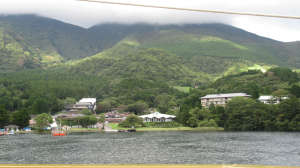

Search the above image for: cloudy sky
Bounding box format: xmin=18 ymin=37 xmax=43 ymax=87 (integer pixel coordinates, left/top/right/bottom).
xmin=0 ymin=0 xmax=299 ymax=42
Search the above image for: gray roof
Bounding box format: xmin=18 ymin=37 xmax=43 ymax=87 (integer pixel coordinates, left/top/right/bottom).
xmin=201 ymin=93 xmax=250 ymax=99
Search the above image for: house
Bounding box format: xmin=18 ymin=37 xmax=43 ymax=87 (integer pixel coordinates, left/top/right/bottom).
xmin=54 ymin=113 xmax=85 ymax=119
xmin=139 ymin=112 xmax=176 ymax=122
xmin=258 ymin=95 xmax=288 ymax=104
xmin=201 ymin=93 xmax=251 ymax=108
xmin=104 ymin=111 xmax=131 ymax=123
xmin=69 ymin=98 xmax=97 ymax=112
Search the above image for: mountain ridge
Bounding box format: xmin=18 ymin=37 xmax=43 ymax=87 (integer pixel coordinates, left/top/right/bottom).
xmin=0 ymin=15 xmax=299 ymax=81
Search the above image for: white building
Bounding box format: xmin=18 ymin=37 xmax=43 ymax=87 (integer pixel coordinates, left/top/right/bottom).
xmin=139 ymin=112 xmax=176 ymax=122
xmin=201 ymin=93 xmax=251 ymax=108
xmin=258 ymin=95 xmax=288 ymax=104
xmin=70 ymin=98 xmax=97 ymax=112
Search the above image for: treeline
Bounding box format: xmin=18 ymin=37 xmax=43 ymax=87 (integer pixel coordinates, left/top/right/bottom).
xmin=177 ymin=96 xmax=300 ymax=131
xmin=176 ymin=67 xmax=300 ymax=131
xmin=0 ymin=69 xmax=184 ymax=128
xmin=1 ymin=67 xmax=299 ymax=131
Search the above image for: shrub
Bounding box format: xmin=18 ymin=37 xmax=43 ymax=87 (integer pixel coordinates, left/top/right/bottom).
xmin=198 ymin=119 xmax=218 ymax=127
xmin=119 ymin=114 xmax=144 ymax=128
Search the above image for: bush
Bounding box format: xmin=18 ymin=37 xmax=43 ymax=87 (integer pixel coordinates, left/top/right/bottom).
xmin=119 ymin=114 xmax=144 ymax=128
xmin=198 ymin=119 xmax=218 ymax=127
xmin=77 ymin=116 xmax=98 ymax=128
xmin=143 ymin=121 xmax=182 ymax=128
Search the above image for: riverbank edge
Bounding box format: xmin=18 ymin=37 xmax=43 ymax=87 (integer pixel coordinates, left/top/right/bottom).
xmin=68 ymin=127 xmax=224 ymax=133
xmin=108 ymin=123 xmax=224 ymax=132
xmin=135 ymin=127 xmax=224 ymax=132
xmin=0 ymin=164 xmax=298 ymax=168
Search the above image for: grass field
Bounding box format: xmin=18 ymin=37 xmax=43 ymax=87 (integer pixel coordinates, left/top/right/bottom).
xmin=0 ymin=164 xmax=297 ymax=168
xmin=108 ymin=123 xmax=223 ymax=132
xmin=173 ymin=86 xmax=191 ymax=93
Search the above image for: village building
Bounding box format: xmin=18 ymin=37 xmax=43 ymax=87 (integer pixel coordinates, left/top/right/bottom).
xmin=201 ymin=93 xmax=251 ymax=108
xmin=258 ymin=95 xmax=288 ymax=104
xmin=54 ymin=113 xmax=85 ymax=119
xmin=69 ymin=98 xmax=97 ymax=113
xmin=139 ymin=112 xmax=176 ymax=122
xmin=104 ymin=111 xmax=131 ymax=123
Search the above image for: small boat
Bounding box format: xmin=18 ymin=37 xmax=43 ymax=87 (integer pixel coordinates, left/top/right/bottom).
xmin=127 ymin=128 xmax=136 ymax=132
xmin=118 ymin=129 xmax=136 ymax=132
xmin=52 ymin=130 xmax=66 ymax=136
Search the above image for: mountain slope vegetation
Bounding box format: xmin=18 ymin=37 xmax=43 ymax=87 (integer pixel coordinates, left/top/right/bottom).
xmin=63 ymin=39 xmax=211 ymax=85
xmin=0 ymin=14 xmax=300 ymax=80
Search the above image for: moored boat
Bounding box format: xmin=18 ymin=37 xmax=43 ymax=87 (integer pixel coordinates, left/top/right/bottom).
xmin=52 ymin=130 xmax=66 ymax=136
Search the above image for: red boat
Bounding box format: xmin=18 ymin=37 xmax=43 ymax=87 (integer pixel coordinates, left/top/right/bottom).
xmin=52 ymin=130 xmax=66 ymax=136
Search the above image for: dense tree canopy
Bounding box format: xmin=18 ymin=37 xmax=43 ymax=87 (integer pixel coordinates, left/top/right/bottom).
xmin=35 ymin=113 xmax=53 ymax=130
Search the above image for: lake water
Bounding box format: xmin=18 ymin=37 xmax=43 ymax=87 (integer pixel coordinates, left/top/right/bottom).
xmin=0 ymin=131 xmax=299 ymax=165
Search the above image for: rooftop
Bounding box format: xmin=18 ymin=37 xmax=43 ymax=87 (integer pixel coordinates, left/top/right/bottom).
xmin=201 ymin=93 xmax=251 ymax=99
xmin=258 ymin=95 xmax=274 ymax=100
xmin=140 ymin=112 xmax=176 ymax=119
xmin=79 ymin=98 xmax=96 ymax=104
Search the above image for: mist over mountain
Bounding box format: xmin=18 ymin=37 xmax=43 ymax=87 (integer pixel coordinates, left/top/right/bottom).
xmin=0 ymin=14 xmax=300 ymax=81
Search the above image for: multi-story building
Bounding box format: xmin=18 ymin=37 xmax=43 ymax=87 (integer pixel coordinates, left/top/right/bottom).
xmin=258 ymin=95 xmax=288 ymax=104
xmin=201 ymin=93 xmax=250 ymax=108
xmin=69 ymin=98 xmax=97 ymax=112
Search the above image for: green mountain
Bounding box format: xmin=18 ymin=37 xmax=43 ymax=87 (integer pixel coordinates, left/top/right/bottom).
xmin=1 ymin=15 xmax=300 ymax=80
xmin=63 ymin=39 xmax=211 ymax=85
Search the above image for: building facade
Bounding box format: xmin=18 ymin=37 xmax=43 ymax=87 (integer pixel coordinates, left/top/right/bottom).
xmin=139 ymin=112 xmax=176 ymax=122
xmin=104 ymin=111 xmax=131 ymax=123
xmin=258 ymin=95 xmax=288 ymax=104
xmin=201 ymin=93 xmax=250 ymax=108
xmin=69 ymin=98 xmax=97 ymax=112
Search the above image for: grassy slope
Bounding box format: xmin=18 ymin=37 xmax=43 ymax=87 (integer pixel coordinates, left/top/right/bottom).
xmin=134 ymin=28 xmax=284 ymax=75
xmin=64 ymin=39 xmax=211 ymax=85
xmin=211 ymin=70 xmax=291 ymax=94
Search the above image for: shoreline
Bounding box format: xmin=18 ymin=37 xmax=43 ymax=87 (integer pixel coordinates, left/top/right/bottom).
xmin=65 ymin=127 xmax=224 ymax=133
xmin=107 ymin=124 xmax=223 ymax=132
xmin=135 ymin=127 xmax=224 ymax=132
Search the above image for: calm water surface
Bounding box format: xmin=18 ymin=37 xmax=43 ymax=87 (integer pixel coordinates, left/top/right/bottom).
xmin=0 ymin=132 xmax=299 ymax=165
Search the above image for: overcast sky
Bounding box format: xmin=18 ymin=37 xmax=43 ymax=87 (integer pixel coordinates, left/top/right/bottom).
xmin=0 ymin=0 xmax=299 ymax=42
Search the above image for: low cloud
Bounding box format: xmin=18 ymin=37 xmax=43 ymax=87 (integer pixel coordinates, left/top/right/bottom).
xmin=0 ymin=0 xmax=299 ymax=42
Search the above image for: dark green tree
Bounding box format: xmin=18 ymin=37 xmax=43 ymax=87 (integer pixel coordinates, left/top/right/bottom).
xmin=225 ymin=97 xmax=266 ymax=131
xmin=119 ymin=114 xmax=143 ymax=128
xmin=289 ymin=85 xmax=300 ymax=98
xmin=35 ymin=113 xmax=53 ymax=130
xmin=32 ymin=99 xmax=50 ymax=114
xmin=276 ymin=97 xmax=300 ymax=131
xmin=77 ymin=116 xmax=97 ymax=128
xmin=11 ymin=109 xmax=30 ymax=128
xmin=126 ymin=101 xmax=148 ymax=115
xmin=0 ymin=107 xmax=9 ymax=128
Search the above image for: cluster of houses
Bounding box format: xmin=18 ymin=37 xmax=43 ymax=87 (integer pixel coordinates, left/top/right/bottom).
xmin=41 ymin=94 xmax=288 ymax=127
xmin=3 ymin=93 xmax=287 ymax=134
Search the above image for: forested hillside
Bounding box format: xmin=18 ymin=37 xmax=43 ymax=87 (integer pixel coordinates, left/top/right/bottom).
xmin=0 ymin=15 xmax=299 ymax=131
xmin=1 ymin=15 xmax=300 ymax=75
xmin=63 ymin=39 xmax=211 ymax=85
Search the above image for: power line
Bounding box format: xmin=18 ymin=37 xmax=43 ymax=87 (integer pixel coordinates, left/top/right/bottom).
xmin=78 ymin=0 xmax=300 ymax=20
